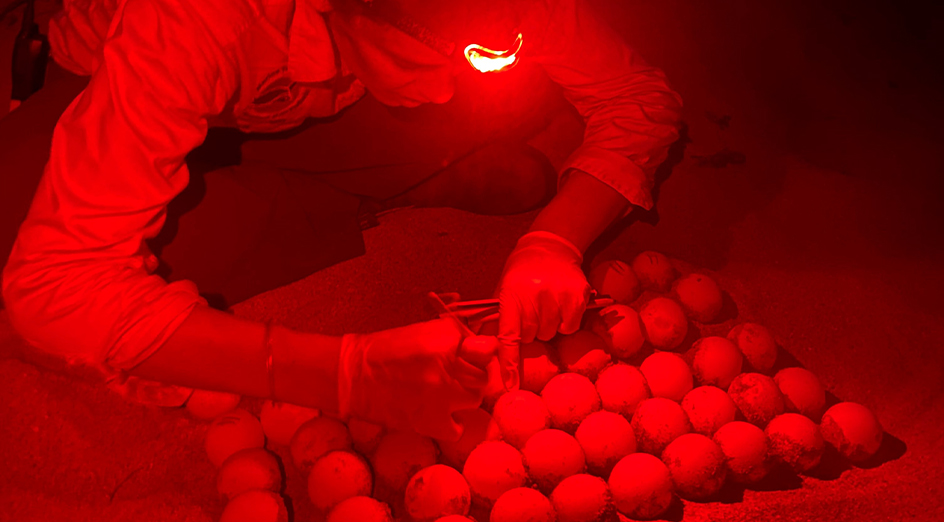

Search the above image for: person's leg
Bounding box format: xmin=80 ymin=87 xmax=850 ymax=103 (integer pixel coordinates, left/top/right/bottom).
xmin=367 ymin=141 xmax=558 ymax=216
xmin=240 ymin=62 xmax=577 ymax=216
xmin=158 ymin=64 xmax=580 ymax=305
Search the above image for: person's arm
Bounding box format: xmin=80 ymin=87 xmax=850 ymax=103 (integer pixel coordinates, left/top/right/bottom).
xmin=3 ymin=0 xmax=344 ymax=410
xmin=494 ymin=0 xmax=683 ymax=389
xmin=529 ymin=0 xmax=684 ymax=223
xmin=3 ymin=0 xmax=490 ymax=432
xmin=46 ymin=0 xmax=123 ymax=77
xmin=130 ymin=305 xmax=342 ymax=411
xmin=135 ymin=304 xmax=496 ymax=440
xmin=529 ymin=169 xmax=630 ymax=254
xmin=2 ymin=0 xmax=248 ymax=380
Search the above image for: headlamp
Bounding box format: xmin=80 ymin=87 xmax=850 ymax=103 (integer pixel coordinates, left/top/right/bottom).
xmin=360 ymin=0 xmax=522 ymax=73
xmin=464 ymin=33 xmax=522 ymax=73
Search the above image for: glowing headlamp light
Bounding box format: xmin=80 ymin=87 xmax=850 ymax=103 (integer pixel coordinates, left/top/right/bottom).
xmin=361 ymin=0 xmax=522 ymax=74
xmin=464 ymin=33 xmax=523 ymax=73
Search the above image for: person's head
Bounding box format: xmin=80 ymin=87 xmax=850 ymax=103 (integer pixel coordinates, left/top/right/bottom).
xmin=327 ymin=0 xmax=527 ymax=107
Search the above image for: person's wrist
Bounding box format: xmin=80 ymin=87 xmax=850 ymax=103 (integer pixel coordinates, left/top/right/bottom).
xmin=271 ymin=326 xmax=343 ymax=414
xmin=516 ymin=230 xmax=584 ymax=262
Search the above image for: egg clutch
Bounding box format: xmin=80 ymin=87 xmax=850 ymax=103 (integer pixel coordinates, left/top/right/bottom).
xmin=184 ymin=251 xmax=884 ymax=522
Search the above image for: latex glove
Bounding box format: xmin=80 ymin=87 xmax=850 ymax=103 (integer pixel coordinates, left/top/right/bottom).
xmin=498 ymin=231 xmax=591 ymax=390
xmin=338 ymin=319 xmax=499 ymax=441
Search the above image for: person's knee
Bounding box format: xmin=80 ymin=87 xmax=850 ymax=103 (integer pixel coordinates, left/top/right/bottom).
xmin=514 ymin=144 xmax=559 ymax=208
xmin=390 ymin=142 xmax=558 ymax=215
xmin=461 ymin=142 xmax=558 ymax=215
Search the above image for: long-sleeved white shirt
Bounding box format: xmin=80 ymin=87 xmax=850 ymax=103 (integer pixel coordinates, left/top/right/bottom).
xmin=3 ymin=0 xmax=682 ymax=377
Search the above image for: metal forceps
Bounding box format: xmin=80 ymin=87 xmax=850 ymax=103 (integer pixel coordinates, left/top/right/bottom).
xmin=427 ymin=291 xmax=616 ymax=333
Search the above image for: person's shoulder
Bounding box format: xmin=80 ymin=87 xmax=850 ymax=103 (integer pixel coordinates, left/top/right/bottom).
xmin=117 ymin=0 xmax=262 ymax=48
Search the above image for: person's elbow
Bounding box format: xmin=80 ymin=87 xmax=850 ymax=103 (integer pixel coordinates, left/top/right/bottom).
xmin=634 ymin=67 xmax=684 ymax=131
xmin=5 ymin=250 xmax=206 ymax=374
xmin=2 ymin=250 xmax=128 ymax=372
xmin=2 ymin=257 xmax=82 ymax=365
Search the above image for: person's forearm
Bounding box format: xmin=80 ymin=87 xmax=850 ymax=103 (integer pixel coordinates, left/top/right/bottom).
xmin=529 ymin=170 xmax=630 ymax=253
xmin=129 ymin=305 xmax=341 ymax=412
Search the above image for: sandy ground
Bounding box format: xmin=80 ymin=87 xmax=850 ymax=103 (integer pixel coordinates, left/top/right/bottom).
xmin=2 ymin=0 xmax=943 ymax=520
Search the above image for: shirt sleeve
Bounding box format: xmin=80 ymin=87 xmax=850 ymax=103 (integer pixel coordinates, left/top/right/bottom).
xmin=1 ymin=0 xmax=246 ymax=373
xmin=47 ymin=0 xmax=123 ymax=77
xmin=527 ymin=0 xmax=684 ymax=211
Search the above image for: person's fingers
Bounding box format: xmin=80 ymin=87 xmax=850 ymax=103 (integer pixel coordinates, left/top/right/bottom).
xmin=452 ymin=356 xmax=490 ymax=393
xmin=536 ymin=299 xmax=561 ymax=342
xmin=454 ymin=382 xmax=487 ymax=412
xmin=560 ymin=282 xmax=592 ymax=335
xmin=454 ymin=336 xmax=497 ymax=392
xmin=421 ymin=317 xmax=464 ymax=350
xmin=438 ymin=292 xmax=462 ymax=306
xmin=442 ymin=408 xmax=484 ymax=446
xmin=519 ymin=301 xmax=540 ymax=346
xmin=432 ymin=384 xmax=484 ymax=441
xmin=497 ymin=289 xmax=523 ymax=391
xmin=458 ymin=335 xmax=501 ymax=369
xmin=412 ymin=383 xmax=477 ymax=441
xmin=469 ymin=312 xmax=499 ymax=336
xmin=446 ymin=412 xmax=468 ymax=442
xmin=482 ymin=356 xmax=506 ymax=403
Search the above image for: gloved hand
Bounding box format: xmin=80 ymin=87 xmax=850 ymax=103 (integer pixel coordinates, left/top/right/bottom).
xmin=497 ymin=231 xmax=591 ymax=390
xmin=338 ymin=319 xmax=499 ymax=441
